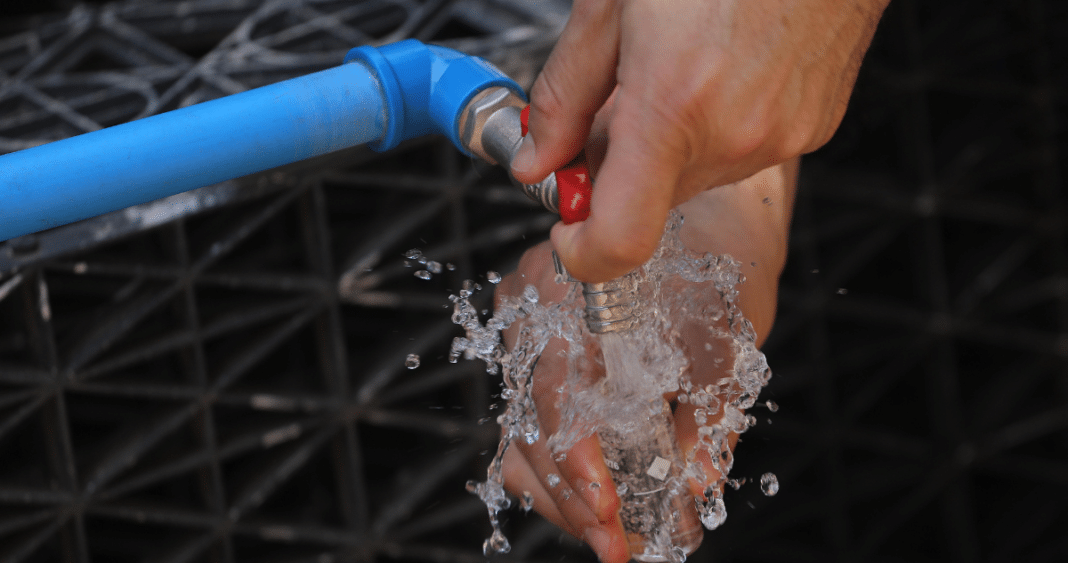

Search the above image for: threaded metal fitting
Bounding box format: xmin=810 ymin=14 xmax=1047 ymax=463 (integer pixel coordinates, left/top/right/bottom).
xmin=459 ymin=87 xmax=559 ymax=214
xmin=551 ymin=251 xmax=639 ymax=334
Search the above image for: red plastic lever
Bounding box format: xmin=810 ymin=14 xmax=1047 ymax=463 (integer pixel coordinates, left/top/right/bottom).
xmin=519 ymin=106 xmax=591 ymax=224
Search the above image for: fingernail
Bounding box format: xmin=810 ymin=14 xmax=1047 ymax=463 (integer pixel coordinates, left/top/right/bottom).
xmin=584 ymin=527 xmax=612 ymax=560
xmin=577 ymin=479 xmax=600 ymax=516
xmin=511 ymin=135 xmax=536 ymax=176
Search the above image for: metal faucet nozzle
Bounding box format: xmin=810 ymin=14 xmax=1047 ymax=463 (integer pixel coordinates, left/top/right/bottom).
xmin=552 ymin=251 xmax=638 ymax=334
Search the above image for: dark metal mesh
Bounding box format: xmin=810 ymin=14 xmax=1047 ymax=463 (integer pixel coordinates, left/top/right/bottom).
xmin=0 ymin=0 xmax=1065 ymax=562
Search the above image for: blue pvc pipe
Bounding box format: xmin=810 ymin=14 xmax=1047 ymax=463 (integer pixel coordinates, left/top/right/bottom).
xmin=0 ymin=39 xmax=523 ymax=242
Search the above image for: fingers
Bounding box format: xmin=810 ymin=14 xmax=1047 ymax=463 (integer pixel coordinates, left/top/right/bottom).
xmin=555 ymin=435 xmax=621 ymax=523
xmin=504 ymin=433 xmax=629 ymax=563
xmin=550 ymin=93 xmax=684 ymax=282
xmin=510 ymin=0 xmax=620 ymax=184
xmin=501 ymin=442 xmax=573 ymax=532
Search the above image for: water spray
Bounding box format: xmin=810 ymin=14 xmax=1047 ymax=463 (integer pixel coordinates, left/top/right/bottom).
xmin=462 ymin=96 xmax=705 ymax=561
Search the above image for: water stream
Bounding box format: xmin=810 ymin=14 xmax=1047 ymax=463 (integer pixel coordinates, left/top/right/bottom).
xmin=450 ymin=212 xmax=775 ymax=560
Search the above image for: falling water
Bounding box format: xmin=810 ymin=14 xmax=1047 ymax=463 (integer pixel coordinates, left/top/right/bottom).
xmin=449 ymin=212 xmax=776 ymax=559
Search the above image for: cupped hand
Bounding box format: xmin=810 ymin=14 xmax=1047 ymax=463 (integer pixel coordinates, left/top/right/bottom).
xmin=495 ymin=158 xmax=798 ymax=562
xmin=511 ymin=0 xmax=888 ymax=282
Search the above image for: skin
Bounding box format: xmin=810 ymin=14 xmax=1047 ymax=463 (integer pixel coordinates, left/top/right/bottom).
xmin=511 ymin=0 xmax=891 ymax=284
xmin=495 ymin=0 xmax=891 ymax=559
xmin=496 ymin=158 xmax=797 ymax=563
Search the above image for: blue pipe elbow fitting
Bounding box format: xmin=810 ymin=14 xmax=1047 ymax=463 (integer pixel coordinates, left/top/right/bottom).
xmin=344 ymin=39 xmax=525 ymax=154
xmin=0 ymin=40 xmax=525 ymax=242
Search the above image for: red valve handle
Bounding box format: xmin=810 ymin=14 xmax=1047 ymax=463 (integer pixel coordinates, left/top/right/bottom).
xmin=520 ymin=106 xmax=591 ymax=225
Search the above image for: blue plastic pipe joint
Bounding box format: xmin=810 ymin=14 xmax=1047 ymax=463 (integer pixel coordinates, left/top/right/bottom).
xmin=0 ymin=39 xmax=525 ymax=242
xmin=344 ymin=40 xmax=524 ymax=154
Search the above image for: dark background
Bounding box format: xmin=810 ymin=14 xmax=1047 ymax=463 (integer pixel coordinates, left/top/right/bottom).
xmin=0 ymin=1 xmax=1065 ymax=562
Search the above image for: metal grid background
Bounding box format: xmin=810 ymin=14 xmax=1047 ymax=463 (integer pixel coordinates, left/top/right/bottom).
xmin=0 ymin=1 xmax=1065 ymax=562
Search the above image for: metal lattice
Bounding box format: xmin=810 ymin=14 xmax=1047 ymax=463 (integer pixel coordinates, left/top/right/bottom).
xmin=726 ymin=1 xmax=1068 ymax=562
xmin=0 ymin=0 xmax=1066 ymax=562
xmin=0 ymin=1 xmax=576 ymax=562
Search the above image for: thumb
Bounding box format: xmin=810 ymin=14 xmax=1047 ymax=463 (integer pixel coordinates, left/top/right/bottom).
xmin=551 ymin=99 xmax=684 ymax=282
xmin=511 ymin=1 xmax=620 ymax=184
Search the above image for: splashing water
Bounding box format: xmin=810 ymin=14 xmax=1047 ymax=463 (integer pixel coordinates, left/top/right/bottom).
xmin=404 ymin=354 xmax=420 ymax=369
xmin=450 ymin=212 xmax=775 ymax=559
xmin=760 ymin=473 xmax=779 ymax=496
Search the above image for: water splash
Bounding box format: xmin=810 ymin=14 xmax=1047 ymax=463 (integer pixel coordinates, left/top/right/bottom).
xmin=760 ymin=473 xmax=779 ymax=496
xmin=450 ymin=212 xmax=775 ymax=557
xmin=405 ymin=354 xmax=420 ymax=369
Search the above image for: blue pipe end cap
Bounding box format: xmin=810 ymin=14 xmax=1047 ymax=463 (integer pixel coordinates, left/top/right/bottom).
xmin=345 ymin=39 xmax=525 ymax=154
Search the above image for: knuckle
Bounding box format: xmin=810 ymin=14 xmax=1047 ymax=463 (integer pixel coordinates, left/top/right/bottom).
xmin=569 ymin=0 xmax=614 ymax=25
xmin=591 ymin=229 xmax=659 ymax=276
xmin=529 ymin=71 xmax=566 ymax=120
xmin=779 ymin=127 xmax=813 ymax=160
xmin=723 ymin=111 xmax=773 ymax=162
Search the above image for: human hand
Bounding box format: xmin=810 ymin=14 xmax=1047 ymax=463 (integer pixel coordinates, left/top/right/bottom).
xmin=496 ymin=159 xmax=797 ymax=562
xmin=511 ymin=0 xmax=888 ymax=282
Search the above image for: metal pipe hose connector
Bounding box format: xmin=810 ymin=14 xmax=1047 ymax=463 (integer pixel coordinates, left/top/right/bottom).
xmin=551 ymin=251 xmax=639 ymax=334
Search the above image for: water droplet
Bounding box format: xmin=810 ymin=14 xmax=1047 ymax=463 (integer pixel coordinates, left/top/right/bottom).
xmin=487 ymin=271 xmax=502 ymax=284
xmin=483 ymin=529 xmax=510 ymax=555
xmin=561 ymin=488 xmax=572 ymax=500
xmin=836 ymin=287 xmax=848 ymax=295
xmin=760 ymin=473 xmax=779 ymax=496
xmin=427 ymin=261 xmax=443 ymax=274
xmin=414 ymin=270 xmax=431 ymax=280
xmin=669 ymin=546 xmax=687 ymax=563
xmin=699 ymin=496 xmax=727 ymax=530
xmin=694 ymin=409 xmax=707 ymax=425
xmin=405 ymin=354 xmax=420 ymax=369
xmin=588 ymin=482 xmax=600 ymax=491
xmin=704 ymin=342 xmax=713 ymax=351
xmin=446 ymin=263 xmax=456 ymax=271
xmin=546 ymin=473 xmax=560 ymax=488
xmin=677 ymin=394 xmax=689 ymax=404
xmin=727 ymin=477 xmax=746 ymax=490
xmin=466 ymin=480 xmax=479 ymax=493
xmin=616 ymin=482 xmax=628 ymax=497
xmin=765 ymin=400 xmax=779 ymax=412
xmin=520 ymin=491 xmax=534 ymax=512
xmin=745 ymin=414 xmax=757 ymax=428
xmin=404 ymin=248 xmax=422 ymax=260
